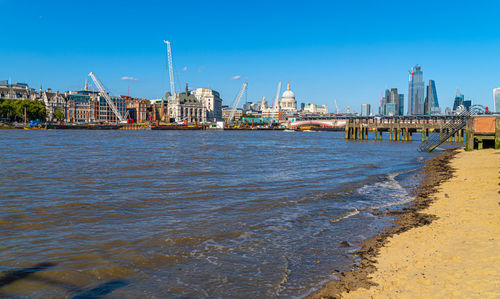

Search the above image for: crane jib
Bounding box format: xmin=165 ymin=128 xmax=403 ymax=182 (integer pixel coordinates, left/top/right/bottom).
xmin=88 ymin=72 xmax=126 ymax=123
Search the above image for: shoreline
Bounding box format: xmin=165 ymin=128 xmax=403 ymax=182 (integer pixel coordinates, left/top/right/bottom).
xmin=310 ymin=148 xmax=460 ymax=298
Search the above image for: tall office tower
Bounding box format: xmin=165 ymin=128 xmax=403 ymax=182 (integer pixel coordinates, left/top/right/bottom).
xmin=399 ymin=94 xmax=404 ymax=116
xmin=361 ymin=104 xmax=371 ymax=116
xmin=453 ymin=89 xmax=464 ymax=111
xmin=389 ymin=88 xmax=400 ymax=115
xmin=380 ymin=89 xmax=390 ymax=115
xmin=463 ymin=100 xmax=472 ymax=112
xmin=425 ymin=80 xmax=440 ymax=115
xmin=424 ymin=95 xmax=429 ymax=115
xmin=494 ymin=88 xmax=500 ymax=113
xmin=408 ymin=65 xmax=424 ymax=115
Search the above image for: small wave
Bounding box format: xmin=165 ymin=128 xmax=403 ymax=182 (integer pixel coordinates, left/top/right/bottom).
xmin=274 ymin=256 xmax=290 ymax=297
xmin=329 ymin=209 xmax=359 ymax=223
xmin=356 ymin=170 xmax=415 ymax=210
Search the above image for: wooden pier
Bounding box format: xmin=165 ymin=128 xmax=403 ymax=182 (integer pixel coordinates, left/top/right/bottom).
xmin=344 ymin=116 xmax=465 ymax=143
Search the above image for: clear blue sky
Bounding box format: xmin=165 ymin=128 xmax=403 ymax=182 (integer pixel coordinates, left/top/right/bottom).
xmin=2 ymin=0 xmax=499 ymax=112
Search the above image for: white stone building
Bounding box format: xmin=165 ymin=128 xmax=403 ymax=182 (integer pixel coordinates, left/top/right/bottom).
xmin=0 ymin=80 xmax=37 ymax=100
xmin=191 ymin=88 xmax=222 ymax=121
xmin=167 ymin=84 xmax=207 ymax=123
xmin=40 ymin=90 xmax=68 ymax=121
xmin=303 ymin=103 xmax=328 ymax=114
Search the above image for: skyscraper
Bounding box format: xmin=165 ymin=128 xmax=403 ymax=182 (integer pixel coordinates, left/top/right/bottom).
xmin=408 ymin=65 xmax=424 ymax=115
xmin=425 ymin=80 xmax=440 ymax=115
xmin=453 ymin=89 xmax=464 ymax=112
xmin=398 ymin=94 xmax=404 ymax=116
xmin=463 ymin=100 xmax=472 ymax=112
xmin=494 ymin=88 xmax=500 ymax=113
xmin=380 ymin=88 xmax=403 ymax=116
xmin=361 ymin=104 xmax=371 ymax=116
xmin=379 ymin=89 xmax=390 ymax=115
xmin=390 ymin=88 xmax=399 ymax=114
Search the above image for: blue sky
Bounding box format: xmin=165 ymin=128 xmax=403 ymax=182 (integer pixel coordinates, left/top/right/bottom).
xmin=1 ymin=0 xmax=500 ymax=112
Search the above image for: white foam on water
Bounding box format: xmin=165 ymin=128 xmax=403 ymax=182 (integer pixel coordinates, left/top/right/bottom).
xmin=329 ymin=208 xmax=359 ymax=223
xmin=274 ymin=255 xmax=291 ymax=298
xmin=356 ymin=171 xmax=415 ymax=210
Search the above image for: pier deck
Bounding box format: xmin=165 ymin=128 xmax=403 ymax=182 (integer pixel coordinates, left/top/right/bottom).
xmin=343 ymin=116 xmax=465 ymax=143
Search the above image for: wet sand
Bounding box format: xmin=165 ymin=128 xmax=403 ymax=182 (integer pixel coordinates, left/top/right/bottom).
xmin=312 ymin=148 xmax=500 ymax=298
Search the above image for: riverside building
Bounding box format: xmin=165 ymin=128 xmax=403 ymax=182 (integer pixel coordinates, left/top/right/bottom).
xmin=40 ymin=88 xmax=68 ymax=121
xmin=167 ymin=84 xmax=207 ymax=123
xmin=0 ymin=80 xmax=37 ymax=100
xmin=122 ymin=96 xmax=150 ymax=123
xmin=66 ymin=89 xmax=126 ymax=123
xmin=302 ymin=103 xmax=328 ymax=114
xmin=191 ymin=88 xmax=222 ymax=122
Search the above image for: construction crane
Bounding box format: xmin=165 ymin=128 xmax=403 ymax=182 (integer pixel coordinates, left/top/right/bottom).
xmin=163 ymin=40 xmax=176 ymax=98
xmin=272 ymin=81 xmax=281 ymax=109
xmin=227 ymin=82 xmax=248 ymax=125
xmin=88 ymin=72 xmax=126 ymax=123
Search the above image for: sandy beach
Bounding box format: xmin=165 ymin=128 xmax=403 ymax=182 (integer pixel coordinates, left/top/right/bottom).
xmin=313 ymin=148 xmax=500 ymax=298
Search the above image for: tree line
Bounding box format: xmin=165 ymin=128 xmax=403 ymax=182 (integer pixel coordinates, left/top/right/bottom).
xmin=0 ymin=99 xmax=46 ymax=122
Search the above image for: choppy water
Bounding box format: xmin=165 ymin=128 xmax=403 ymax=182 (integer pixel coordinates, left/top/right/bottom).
xmin=0 ymin=130 xmax=433 ymax=298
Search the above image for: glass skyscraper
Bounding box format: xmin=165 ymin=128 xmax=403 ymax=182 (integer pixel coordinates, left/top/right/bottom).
xmin=398 ymin=94 xmax=404 ymax=116
xmin=425 ymin=80 xmax=440 ymax=114
xmin=361 ymin=104 xmax=371 ymax=116
xmin=494 ymin=88 xmax=500 ymax=113
xmin=453 ymin=89 xmax=464 ymax=111
xmin=380 ymin=88 xmax=403 ymax=116
xmin=408 ymin=65 xmax=424 ymax=115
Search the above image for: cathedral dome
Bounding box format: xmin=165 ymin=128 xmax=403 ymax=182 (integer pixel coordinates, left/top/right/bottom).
xmin=281 ymin=82 xmax=295 ymax=99
xmin=279 ymin=82 xmax=297 ymax=110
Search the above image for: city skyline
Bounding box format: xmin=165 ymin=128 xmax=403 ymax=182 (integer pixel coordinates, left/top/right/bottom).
xmin=1 ymin=0 xmax=500 ymax=112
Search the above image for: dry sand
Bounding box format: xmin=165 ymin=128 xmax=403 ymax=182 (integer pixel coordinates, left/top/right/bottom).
xmin=313 ymin=148 xmax=500 ymax=298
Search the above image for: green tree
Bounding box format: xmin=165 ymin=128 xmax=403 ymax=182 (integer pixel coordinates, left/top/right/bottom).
xmin=14 ymin=99 xmax=29 ymax=121
xmin=0 ymin=99 xmax=16 ymax=120
xmin=54 ymin=107 xmax=64 ymax=122
xmin=0 ymin=99 xmax=46 ymax=122
xmin=28 ymin=100 xmax=46 ymax=121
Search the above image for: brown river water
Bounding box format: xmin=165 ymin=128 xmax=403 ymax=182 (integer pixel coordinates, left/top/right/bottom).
xmin=0 ymin=130 xmax=435 ymax=298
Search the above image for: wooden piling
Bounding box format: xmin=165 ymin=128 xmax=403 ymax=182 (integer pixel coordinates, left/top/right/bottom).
xmin=465 ymin=118 xmax=475 ymax=151
xmin=495 ymin=118 xmax=500 ymax=149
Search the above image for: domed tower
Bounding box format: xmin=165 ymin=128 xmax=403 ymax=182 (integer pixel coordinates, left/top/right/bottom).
xmin=280 ymin=82 xmax=297 ymax=111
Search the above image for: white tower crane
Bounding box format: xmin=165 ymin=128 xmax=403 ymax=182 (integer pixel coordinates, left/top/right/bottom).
xmin=273 ymin=81 xmax=281 ymax=109
xmin=227 ymin=82 xmax=248 ymax=125
xmin=163 ymin=40 xmax=176 ymax=99
xmin=88 ymin=72 xmax=126 ymax=123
